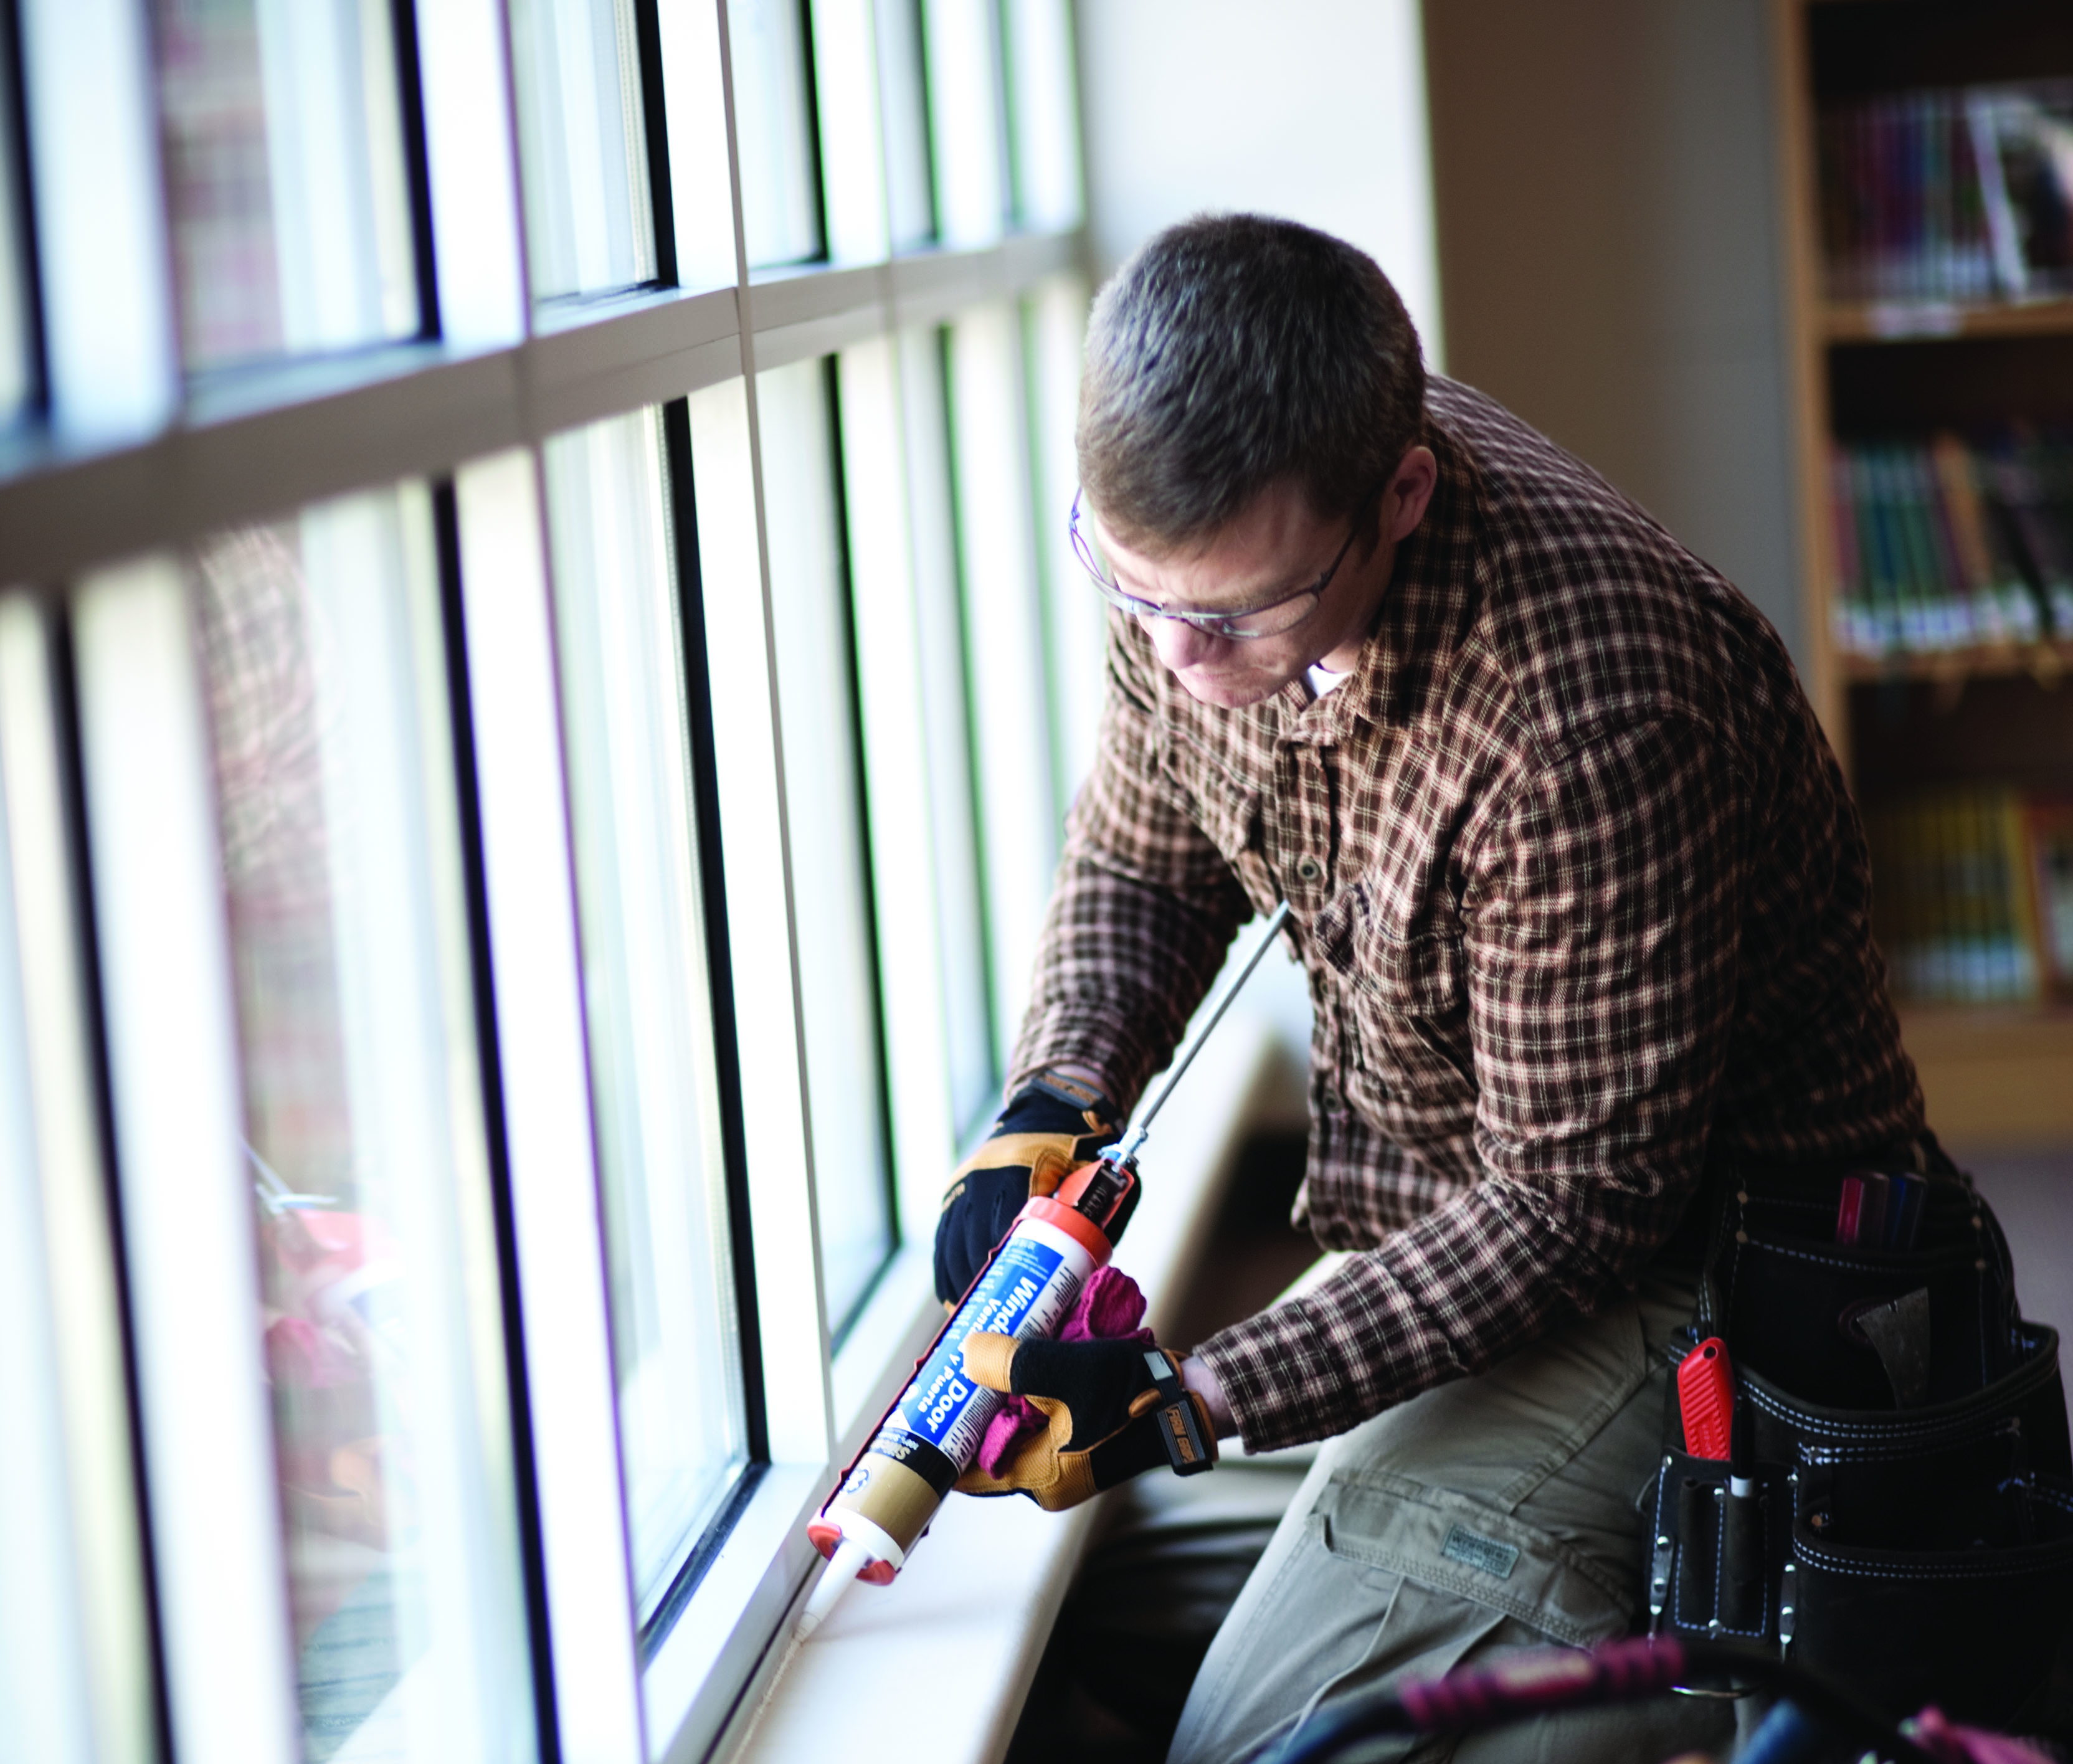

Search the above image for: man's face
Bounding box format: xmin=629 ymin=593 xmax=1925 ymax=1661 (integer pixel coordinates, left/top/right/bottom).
xmin=1089 ymin=455 xmax=1433 ymax=710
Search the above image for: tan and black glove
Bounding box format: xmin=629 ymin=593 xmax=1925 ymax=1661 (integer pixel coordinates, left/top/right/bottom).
xmin=952 ymin=1333 xmax=1218 ymax=1510
xmin=933 ymin=1072 xmax=1121 ymax=1303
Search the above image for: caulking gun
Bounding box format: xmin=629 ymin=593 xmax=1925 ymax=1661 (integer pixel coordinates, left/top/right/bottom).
xmin=796 ymin=899 xmax=1294 ymax=1638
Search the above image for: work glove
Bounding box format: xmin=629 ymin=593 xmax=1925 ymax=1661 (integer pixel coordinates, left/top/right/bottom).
xmin=953 ymin=1329 xmax=1218 ymax=1510
xmin=934 ymin=1071 xmax=1121 ymax=1303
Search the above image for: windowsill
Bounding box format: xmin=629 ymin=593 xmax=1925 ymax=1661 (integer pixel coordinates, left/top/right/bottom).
xmin=713 ymin=1005 xmax=1300 ymax=1764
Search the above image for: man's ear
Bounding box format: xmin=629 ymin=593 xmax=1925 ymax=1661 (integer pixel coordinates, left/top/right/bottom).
xmin=1386 ymin=445 xmax=1440 ymax=544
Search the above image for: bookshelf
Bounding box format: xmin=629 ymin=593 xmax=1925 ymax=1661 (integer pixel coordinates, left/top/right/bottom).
xmin=1775 ymin=0 xmax=2073 ymax=1145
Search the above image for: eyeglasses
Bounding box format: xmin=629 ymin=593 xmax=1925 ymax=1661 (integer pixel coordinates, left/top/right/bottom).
xmin=1068 ymin=488 xmax=1369 ymax=641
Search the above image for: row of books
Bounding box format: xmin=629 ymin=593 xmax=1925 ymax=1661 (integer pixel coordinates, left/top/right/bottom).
xmin=1863 ymin=787 xmax=2073 ymax=1006
xmin=1828 ymin=432 xmax=2073 ymax=657
xmin=1819 ymin=83 xmax=2073 ymax=303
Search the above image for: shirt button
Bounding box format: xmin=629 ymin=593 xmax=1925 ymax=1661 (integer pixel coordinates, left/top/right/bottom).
xmin=1294 ymin=856 xmax=1324 ymax=884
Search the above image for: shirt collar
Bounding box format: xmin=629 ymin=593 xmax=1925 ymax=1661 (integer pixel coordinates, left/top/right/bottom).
xmin=1274 ymin=409 xmax=1482 ymax=747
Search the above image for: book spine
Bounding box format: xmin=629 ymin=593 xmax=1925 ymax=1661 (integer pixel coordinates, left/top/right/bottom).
xmin=1829 ymin=442 xmax=1869 ymax=654
xmin=1857 ymin=447 xmax=1902 ymax=653
xmin=2026 ymin=797 xmax=2073 ymax=998
xmin=1998 ymin=787 xmax=2042 ymax=1003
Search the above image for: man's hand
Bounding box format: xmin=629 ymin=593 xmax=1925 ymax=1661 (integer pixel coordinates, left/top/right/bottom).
xmin=934 ymin=1072 xmax=1121 ymax=1302
xmin=953 ymin=1333 xmax=1218 ymax=1509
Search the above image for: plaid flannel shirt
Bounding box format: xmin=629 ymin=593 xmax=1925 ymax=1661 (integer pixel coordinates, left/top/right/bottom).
xmin=1009 ymin=376 xmax=1926 ymax=1453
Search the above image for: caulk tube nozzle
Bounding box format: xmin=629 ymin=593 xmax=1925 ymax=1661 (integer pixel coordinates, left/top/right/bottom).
xmin=795 ymin=1537 xmax=873 ymax=1638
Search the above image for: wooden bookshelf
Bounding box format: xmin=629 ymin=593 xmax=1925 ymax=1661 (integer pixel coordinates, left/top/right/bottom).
xmin=1823 ymin=296 xmax=2073 ymax=344
xmin=1775 ymin=0 xmax=2073 ymax=1147
xmin=1837 ymin=638 xmax=2073 ymax=686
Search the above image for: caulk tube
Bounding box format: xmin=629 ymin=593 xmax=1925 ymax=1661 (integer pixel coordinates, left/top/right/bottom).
xmin=799 ymin=1160 xmax=1134 ymax=1634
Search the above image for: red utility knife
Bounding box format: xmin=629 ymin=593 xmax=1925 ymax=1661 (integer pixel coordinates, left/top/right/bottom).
xmin=1677 ymin=1336 xmax=1735 ymax=1461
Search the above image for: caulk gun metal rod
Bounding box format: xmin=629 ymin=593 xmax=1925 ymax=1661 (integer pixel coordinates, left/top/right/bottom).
xmin=1117 ymin=900 xmax=1293 ymax=1163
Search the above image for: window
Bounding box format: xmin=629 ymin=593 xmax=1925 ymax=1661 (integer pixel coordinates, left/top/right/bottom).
xmin=728 ymin=0 xmax=822 ymax=267
xmin=922 ymin=0 xmax=1008 ymax=249
xmin=945 ymin=301 xmax=1058 ymax=1058
xmin=0 ymin=16 xmax=33 ymax=422
xmin=151 ymin=0 xmax=420 ymax=369
xmin=891 ymin=329 xmax=995 ymax=1136
xmin=156 ymin=490 xmax=530 ymax=1761
xmin=0 ymin=595 xmax=155 ymax=1764
xmin=1024 ymin=273 xmax=1103 ymax=810
xmin=758 ymin=355 xmax=896 ymax=1332
xmin=1002 ymin=0 xmax=1081 ymax=231
xmin=4 ymin=0 xmax=1094 ymax=1749
xmin=539 ymin=406 xmax=747 ymax=1619
xmin=875 ymin=0 xmax=934 ymax=250
xmin=508 ymin=0 xmax=660 ymax=300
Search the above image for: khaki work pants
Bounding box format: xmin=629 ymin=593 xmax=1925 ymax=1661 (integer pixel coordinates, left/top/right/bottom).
xmin=1166 ymin=1268 xmax=1740 ymax=1764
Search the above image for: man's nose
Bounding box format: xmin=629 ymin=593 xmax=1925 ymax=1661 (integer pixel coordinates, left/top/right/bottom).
xmin=1148 ymin=615 xmax=1223 ymax=671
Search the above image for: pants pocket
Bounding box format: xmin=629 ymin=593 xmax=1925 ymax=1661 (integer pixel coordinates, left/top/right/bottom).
xmin=1314 ymin=1472 xmax=1633 ymax=1648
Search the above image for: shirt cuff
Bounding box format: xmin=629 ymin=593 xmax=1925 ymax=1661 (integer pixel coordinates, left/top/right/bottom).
xmin=1007 ymin=1000 xmax=1168 ymax=1117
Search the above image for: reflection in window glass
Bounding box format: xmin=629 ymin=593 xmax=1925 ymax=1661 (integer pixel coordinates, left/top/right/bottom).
xmin=757 ymin=358 xmax=894 ymax=1329
xmin=508 ymin=0 xmax=657 ymax=301
xmin=874 ymin=0 xmax=934 ymax=251
xmin=921 ymin=0 xmax=1007 ymax=249
xmin=1001 ymin=0 xmax=1080 ymax=230
xmin=0 ymin=24 xmax=32 ymax=422
xmin=191 ymin=488 xmax=533 ymax=1760
xmin=540 ymin=409 xmax=744 ymax=1618
xmin=153 ymin=0 xmax=419 ymax=371
xmin=728 ymin=0 xmax=822 ymax=267
xmin=944 ymin=305 xmax=1055 ymax=1060
xmin=896 ymin=334 xmax=993 ymax=1137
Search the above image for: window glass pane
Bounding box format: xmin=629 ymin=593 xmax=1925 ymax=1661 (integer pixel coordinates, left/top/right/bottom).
xmin=944 ymin=305 xmax=1054 ymax=1060
xmin=508 ymin=0 xmax=657 ymax=302
xmin=897 ymin=333 xmax=993 ymax=1136
xmin=0 ymin=610 xmax=97 ymax=1764
xmin=190 ymin=487 xmax=533 ymax=1760
xmin=728 ymin=0 xmax=823 ymax=267
xmin=757 ymin=356 xmax=894 ymax=1329
xmin=1023 ymin=275 xmax=1101 ymax=812
xmin=1001 ymin=0 xmax=1079 ymax=230
xmin=153 ymin=0 xmax=419 ymax=371
xmin=873 ymin=0 xmax=934 ymax=250
xmin=539 ymin=408 xmax=745 ymax=1619
xmin=808 ymin=0 xmax=887 ymax=264
xmin=920 ymin=0 xmax=1007 ymax=249
xmin=0 ymin=23 xmax=32 ymax=422
xmin=0 ymin=596 xmax=155 ymax=1764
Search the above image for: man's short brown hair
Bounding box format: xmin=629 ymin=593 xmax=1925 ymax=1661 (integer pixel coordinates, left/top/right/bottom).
xmin=1078 ymin=213 xmax=1426 ymax=554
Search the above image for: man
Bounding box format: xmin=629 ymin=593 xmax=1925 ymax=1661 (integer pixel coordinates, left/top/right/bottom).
xmin=936 ymin=214 xmax=1927 ymax=1762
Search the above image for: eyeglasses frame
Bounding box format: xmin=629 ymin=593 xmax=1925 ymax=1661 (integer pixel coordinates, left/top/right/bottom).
xmin=1066 ymin=486 xmax=1380 ymax=642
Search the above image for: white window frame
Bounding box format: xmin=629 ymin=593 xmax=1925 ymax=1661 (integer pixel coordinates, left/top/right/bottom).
xmin=0 ymin=0 xmax=1091 ymax=1759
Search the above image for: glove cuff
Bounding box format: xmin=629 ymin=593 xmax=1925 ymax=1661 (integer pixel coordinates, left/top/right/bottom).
xmin=1138 ymin=1348 xmax=1217 ymax=1476
xmin=996 ymin=1071 xmax=1121 ymax=1144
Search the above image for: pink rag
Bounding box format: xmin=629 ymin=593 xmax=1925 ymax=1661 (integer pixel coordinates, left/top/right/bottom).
xmin=975 ymin=1266 xmax=1154 ymax=1477
xmin=1904 ymin=1709 xmax=2060 ymax=1764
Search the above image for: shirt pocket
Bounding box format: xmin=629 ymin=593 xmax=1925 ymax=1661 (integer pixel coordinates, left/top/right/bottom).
xmin=1154 ymin=732 xmax=1273 ymax=911
xmin=1331 ymin=893 xmax=1476 ymax=1121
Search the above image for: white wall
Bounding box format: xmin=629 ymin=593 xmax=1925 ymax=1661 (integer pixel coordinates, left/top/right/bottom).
xmin=1073 ymin=0 xmax=1444 ymax=366
xmin=1423 ymin=0 xmax=1806 ymax=675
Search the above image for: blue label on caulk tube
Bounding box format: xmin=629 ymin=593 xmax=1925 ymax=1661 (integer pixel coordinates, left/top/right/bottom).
xmin=890 ymin=1222 xmax=1087 ymax=1473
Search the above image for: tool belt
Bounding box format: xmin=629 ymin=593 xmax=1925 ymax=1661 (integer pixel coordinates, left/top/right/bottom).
xmin=1643 ymin=1152 xmax=2073 ymax=1733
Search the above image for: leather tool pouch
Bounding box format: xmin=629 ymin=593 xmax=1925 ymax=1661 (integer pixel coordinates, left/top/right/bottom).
xmin=1644 ymin=1158 xmax=2073 ymax=1731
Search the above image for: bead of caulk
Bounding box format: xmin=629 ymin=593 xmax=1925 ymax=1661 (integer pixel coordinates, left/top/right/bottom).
xmin=795 ymin=1538 xmax=874 ymax=1639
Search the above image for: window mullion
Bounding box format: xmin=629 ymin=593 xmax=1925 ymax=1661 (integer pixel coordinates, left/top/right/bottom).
xmin=453 ymin=447 xmax=643 ymax=1764
xmin=690 ymin=368 xmax=839 ymax=1471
